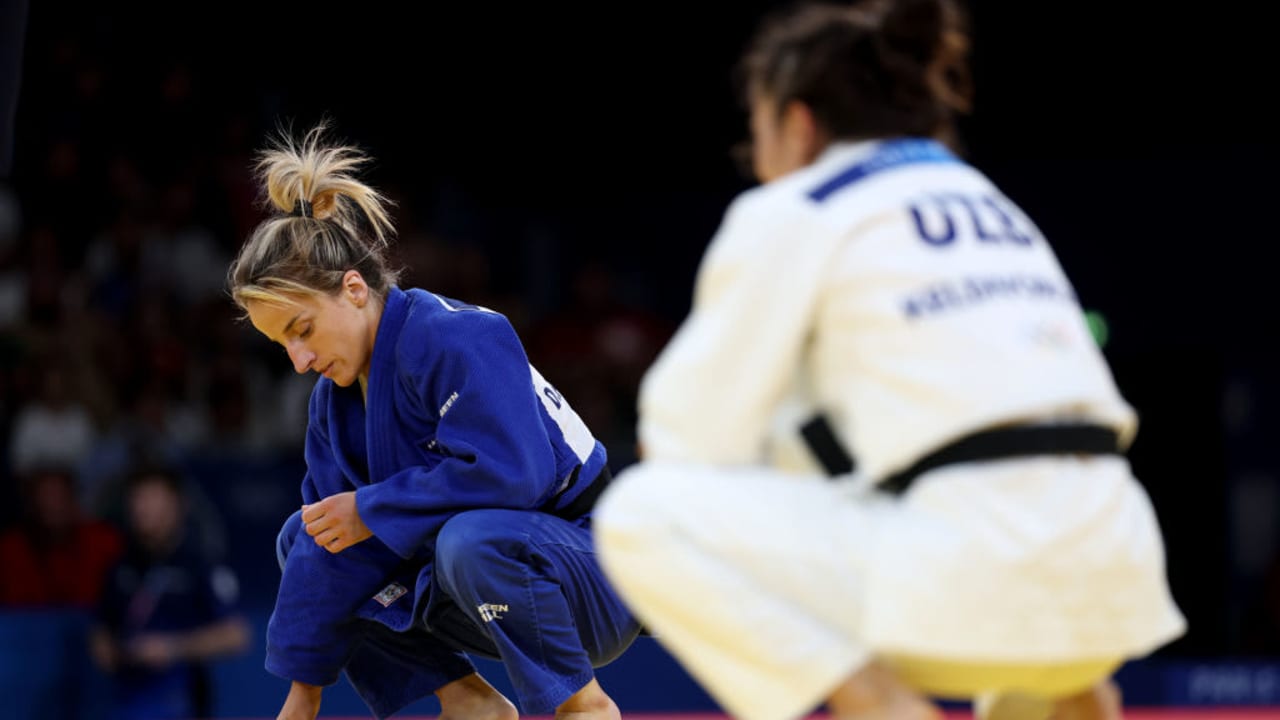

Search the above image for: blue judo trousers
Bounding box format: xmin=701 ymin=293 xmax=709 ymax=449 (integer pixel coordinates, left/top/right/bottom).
xmin=277 ymin=507 xmax=642 ymax=717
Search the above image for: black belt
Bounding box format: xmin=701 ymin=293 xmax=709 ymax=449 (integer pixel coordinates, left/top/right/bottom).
xmin=878 ymin=423 xmax=1123 ymax=495
xmin=541 ymin=464 xmax=613 ymax=520
xmin=802 ymin=415 xmax=1123 ymax=495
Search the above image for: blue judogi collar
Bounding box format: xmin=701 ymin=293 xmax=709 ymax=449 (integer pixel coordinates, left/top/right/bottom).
xmin=807 ymin=137 xmax=960 ymax=203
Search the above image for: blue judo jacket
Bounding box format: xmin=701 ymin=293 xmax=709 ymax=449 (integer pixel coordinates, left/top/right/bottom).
xmin=265 ymin=286 xmax=608 ymax=692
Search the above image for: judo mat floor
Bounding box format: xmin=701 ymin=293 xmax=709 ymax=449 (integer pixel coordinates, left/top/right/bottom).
xmin=226 ymin=710 xmax=1278 ymax=719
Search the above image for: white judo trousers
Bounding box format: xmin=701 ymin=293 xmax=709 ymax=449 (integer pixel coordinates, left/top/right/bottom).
xmin=595 ymin=455 xmax=1182 ymax=720
xmin=593 ymin=139 xmax=1184 ymax=720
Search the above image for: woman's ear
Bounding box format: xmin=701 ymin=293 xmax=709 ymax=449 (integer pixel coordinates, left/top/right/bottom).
xmin=342 ymin=270 xmax=369 ymax=307
xmin=782 ymin=100 xmax=827 ymax=166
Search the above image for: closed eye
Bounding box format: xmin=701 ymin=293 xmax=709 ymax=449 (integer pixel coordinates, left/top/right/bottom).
xmin=299 ymin=324 xmax=313 ymax=339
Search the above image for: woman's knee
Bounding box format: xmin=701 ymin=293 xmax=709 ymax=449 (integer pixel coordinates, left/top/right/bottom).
xmin=435 ymin=510 xmax=527 ymax=581
xmin=593 ymin=463 xmax=686 ymax=544
xmin=275 ymin=510 xmax=304 ymax=570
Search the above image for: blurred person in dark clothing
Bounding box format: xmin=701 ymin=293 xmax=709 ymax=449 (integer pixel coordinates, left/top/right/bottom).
xmin=0 ymin=464 xmax=121 ymax=607
xmin=90 ymin=465 xmax=249 ymax=720
xmin=0 ymin=465 xmax=120 ymax=720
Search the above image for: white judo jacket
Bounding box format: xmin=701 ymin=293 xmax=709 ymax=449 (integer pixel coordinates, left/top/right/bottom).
xmin=628 ymin=138 xmax=1186 ymax=662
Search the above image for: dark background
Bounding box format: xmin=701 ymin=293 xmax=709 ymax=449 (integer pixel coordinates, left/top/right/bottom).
xmin=1 ymin=0 xmax=1278 ymax=715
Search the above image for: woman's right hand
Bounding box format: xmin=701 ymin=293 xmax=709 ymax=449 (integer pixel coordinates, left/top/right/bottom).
xmin=277 ymin=681 xmax=323 ymax=720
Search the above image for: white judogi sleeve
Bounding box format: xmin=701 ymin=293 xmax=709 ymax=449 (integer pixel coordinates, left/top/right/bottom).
xmin=638 ymin=187 xmax=840 ymax=466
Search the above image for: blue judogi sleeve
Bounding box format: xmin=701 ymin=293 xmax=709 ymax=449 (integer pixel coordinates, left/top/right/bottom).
xmin=357 ymin=305 xmax=560 ymax=559
xmin=264 ymin=387 xmax=411 ymax=687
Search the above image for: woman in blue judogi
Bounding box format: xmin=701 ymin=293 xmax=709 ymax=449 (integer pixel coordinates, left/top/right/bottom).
xmin=228 ymin=125 xmax=641 ymax=720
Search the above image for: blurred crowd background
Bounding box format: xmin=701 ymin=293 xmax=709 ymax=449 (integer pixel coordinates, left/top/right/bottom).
xmin=1 ymin=0 xmax=1278 ymax=717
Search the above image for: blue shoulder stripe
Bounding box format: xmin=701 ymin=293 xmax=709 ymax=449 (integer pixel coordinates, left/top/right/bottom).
xmin=807 ymin=138 xmax=960 ymax=203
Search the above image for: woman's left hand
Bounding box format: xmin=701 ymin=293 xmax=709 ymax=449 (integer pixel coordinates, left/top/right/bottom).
xmin=302 ymin=491 xmax=373 ymax=553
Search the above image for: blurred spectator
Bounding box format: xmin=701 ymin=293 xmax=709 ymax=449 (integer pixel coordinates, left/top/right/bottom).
xmin=197 ymin=307 xmax=297 ymax=456
xmin=83 ymin=427 xmax=231 ymax=575
xmin=0 ymin=465 xmax=122 ymax=607
xmin=90 ymin=465 xmax=249 ymax=720
xmin=79 ymin=376 xmax=206 ymax=501
xmin=83 ymin=205 xmax=154 ymax=326
xmin=147 ymin=177 xmax=229 ymax=310
xmin=0 ymin=465 xmax=118 ymax=720
xmin=8 ymin=358 xmax=97 ymax=480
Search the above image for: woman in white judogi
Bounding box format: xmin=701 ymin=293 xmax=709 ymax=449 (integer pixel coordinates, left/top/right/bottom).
xmin=592 ymin=2 xmax=1185 ymax=719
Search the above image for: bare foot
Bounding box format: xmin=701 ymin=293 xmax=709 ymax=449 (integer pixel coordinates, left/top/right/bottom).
xmin=1052 ymin=680 xmax=1122 ymax=720
xmin=437 ymin=673 xmax=518 ymax=720
xmin=826 ymin=662 xmax=943 ymax=720
xmin=555 ymin=678 xmax=621 ymax=720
